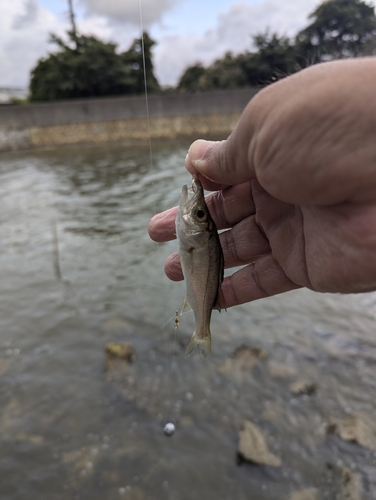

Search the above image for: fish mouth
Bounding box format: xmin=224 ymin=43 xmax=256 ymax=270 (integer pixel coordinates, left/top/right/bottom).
xmin=179 ymin=177 xmax=205 ymax=215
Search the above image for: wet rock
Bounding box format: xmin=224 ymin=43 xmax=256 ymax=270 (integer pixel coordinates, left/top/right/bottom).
xmin=237 ymin=419 xmax=281 ymax=467
xmin=267 ymin=360 xmax=297 ymax=379
xmin=105 ymin=342 xmax=136 ymax=375
xmin=339 ymin=467 xmax=363 ymax=500
xmin=328 ymin=414 xmax=376 ymax=451
xmin=289 ymin=488 xmax=319 ymax=500
xmin=105 ymin=342 xmax=136 ymax=363
xmin=323 ymin=464 xmax=363 ymax=500
xmin=218 ymin=344 xmax=267 ymax=379
xmin=289 ymin=381 xmax=317 ymax=396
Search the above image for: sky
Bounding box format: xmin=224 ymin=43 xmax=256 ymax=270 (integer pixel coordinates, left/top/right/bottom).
xmin=0 ymin=0 xmax=346 ymax=89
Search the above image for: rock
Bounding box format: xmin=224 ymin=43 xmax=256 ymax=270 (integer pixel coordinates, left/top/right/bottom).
xmin=237 ymin=419 xmax=281 ymax=467
xmin=339 ymin=467 xmax=363 ymax=500
xmin=105 ymin=342 xmax=136 ymax=363
xmin=323 ymin=464 xmax=363 ymax=500
xmin=218 ymin=344 xmax=267 ymax=379
xmin=328 ymin=414 xmax=376 ymax=451
xmin=289 ymin=488 xmax=319 ymax=500
xmin=267 ymin=360 xmax=297 ymax=379
xmin=289 ymin=380 xmax=317 ymax=396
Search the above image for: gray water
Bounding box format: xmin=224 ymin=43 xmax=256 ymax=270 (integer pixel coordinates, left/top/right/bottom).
xmin=1 ymin=140 xmax=376 ymax=500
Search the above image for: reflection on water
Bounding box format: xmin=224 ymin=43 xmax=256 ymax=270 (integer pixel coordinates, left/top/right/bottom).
xmin=1 ymin=141 xmax=376 ymax=499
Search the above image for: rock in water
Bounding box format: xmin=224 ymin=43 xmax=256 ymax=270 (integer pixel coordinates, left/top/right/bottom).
xmin=105 ymin=342 xmax=136 ymax=363
xmin=328 ymin=414 xmax=376 ymax=451
xmin=289 ymin=380 xmax=317 ymax=396
xmin=289 ymin=488 xmax=319 ymax=500
xmin=237 ymin=419 xmax=281 ymax=467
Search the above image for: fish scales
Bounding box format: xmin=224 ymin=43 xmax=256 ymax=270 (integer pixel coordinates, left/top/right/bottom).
xmin=176 ymin=176 xmax=224 ymax=359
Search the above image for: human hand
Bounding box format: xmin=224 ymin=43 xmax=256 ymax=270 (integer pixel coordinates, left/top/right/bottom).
xmin=148 ymin=58 xmax=376 ymax=308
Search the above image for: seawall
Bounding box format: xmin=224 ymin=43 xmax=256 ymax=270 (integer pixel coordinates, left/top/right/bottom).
xmin=0 ymin=89 xmax=258 ymax=152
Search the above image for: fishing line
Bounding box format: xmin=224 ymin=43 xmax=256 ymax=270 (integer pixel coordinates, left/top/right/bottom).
xmin=138 ymin=0 xmax=178 ymax=436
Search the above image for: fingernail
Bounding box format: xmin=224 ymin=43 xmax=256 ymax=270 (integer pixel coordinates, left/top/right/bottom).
xmin=187 ymin=140 xmax=216 ymax=168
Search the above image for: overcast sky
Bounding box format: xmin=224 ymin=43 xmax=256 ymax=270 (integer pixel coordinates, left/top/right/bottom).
xmin=0 ymin=0 xmax=357 ymax=89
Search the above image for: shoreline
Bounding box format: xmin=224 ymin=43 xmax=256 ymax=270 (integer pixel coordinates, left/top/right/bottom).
xmin=0 ymin=88 xmax=258 ymax=152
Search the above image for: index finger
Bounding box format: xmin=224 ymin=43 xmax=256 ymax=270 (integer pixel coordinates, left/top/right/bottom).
xmin=148 ymin=182 xmax=255 ymax=243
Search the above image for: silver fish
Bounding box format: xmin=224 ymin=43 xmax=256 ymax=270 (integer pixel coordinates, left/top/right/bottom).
xmin=176 ymin=176 xmax=224 ymax=359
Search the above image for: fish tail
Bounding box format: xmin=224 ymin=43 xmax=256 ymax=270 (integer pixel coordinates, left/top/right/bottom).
xmin=185 ymin=330 xmax=211 ymax=359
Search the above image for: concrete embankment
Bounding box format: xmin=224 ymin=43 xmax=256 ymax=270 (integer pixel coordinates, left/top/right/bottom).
xmin=0 ymin=89 xmax=258 ymax=152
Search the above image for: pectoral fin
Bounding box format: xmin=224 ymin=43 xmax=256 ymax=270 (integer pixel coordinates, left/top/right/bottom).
xmin=180 ymin=298 xmax=192 ymax=313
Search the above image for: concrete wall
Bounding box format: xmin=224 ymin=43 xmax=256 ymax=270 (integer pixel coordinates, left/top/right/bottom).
xmin=0 ymin=88 xmax=259 ymax=151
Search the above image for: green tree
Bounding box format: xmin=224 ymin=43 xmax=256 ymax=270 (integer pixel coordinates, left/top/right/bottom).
xmin=177 ymin=64 xmax=206 ymax=92
xmin=177 ymin=33 xmax=299 ymax=92
xmin=241 ymin=32 xmax=299 ymax=85
xmin=201 ymin=52 xmax=249 ymax=90
xmin=177 ymin=53 xmax=249 ymax=92
xmin=296 ymin=0 xmax=376 ymax=61
xmin=121 ymin=32 xmax=160 ymax=94
xmin=29 ymin=31 xmax=159 ymax=102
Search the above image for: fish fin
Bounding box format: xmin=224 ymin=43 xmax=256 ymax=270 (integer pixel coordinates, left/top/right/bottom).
xmin=185 ymin=331 xmax=211 ymax=359
xmin=180 ymin=298 xmax=191 ymax=314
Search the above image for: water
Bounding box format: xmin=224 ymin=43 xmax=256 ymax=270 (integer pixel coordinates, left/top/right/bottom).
xmin=1 ymin=140 xmax=376 ymax=499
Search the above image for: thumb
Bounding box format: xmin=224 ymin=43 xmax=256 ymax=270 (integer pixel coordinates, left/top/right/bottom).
xmin=185 ymin=116 xmax=257 ymax=188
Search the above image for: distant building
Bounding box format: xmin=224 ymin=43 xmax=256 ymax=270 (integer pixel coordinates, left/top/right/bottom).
xmin=0 ymin=87 xmax=28 ymax=104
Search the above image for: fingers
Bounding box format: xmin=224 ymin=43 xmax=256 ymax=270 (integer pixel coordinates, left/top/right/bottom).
xmin=148 ymin=182 xmax=255 ymax=242
xmin=148 ymin=206 xmax=177 ymax=242
xmin=220 ymin=214 xmax=270 ymax=268
xmin=164 ymin=252 xmax=181 ymax=281
xmin=164 ymin=214 xmax=271 ymax=281
xmin=185 ymin=119 xmax=257 ymax=187
xmin=251 ymin=179 xmax=311 ymax=288
xmin=165 ymin=252 xmax=300 ymax=308
xmin=221 ymin=254 xmax=300 ymax=308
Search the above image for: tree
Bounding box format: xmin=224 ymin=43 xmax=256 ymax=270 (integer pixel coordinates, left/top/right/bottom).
xmin=29 ymin=31 xmax=160 ymax=102
xmin=296 ymin=0 xmax=376 ymax=61
xmin=241 ymin=32 xmax=299 ymax=85
xmin=177 ymin=64 xmax=206 ymax=92
xmin=121 ymin=32 xmax=160 ymax=94
xmin=177 ymin=33 xmax=299 ymax=92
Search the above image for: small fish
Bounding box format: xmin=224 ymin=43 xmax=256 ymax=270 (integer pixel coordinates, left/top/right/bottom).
xmin=176 ymin=176 xmax=224 ymax=359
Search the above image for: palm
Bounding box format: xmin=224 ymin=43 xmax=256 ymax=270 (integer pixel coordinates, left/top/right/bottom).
xmin=253 ymin=179 xmax=376 ymax=296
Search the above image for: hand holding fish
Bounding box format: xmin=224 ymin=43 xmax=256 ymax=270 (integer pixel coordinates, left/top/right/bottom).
xmin=149 ymin=58 xmax=376 ymax=308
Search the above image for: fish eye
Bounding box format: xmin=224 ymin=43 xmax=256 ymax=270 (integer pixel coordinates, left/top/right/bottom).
xmin=196 ymin=209 xmax=206 ymax=219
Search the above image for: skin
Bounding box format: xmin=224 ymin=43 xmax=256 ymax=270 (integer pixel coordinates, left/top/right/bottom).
xmin=148 ymin=58 xmax=376 ymax=309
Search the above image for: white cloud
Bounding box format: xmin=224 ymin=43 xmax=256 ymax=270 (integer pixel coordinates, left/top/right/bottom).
xmin=154 ymin=0 xmax=321 ymax=85
xmin=79 ymin=0 xmax=183 ymax=26
xmin=0 ymin=0 xmax=66 ymax=87
xmin=3 ymin=0 xmax=373 ymax=90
